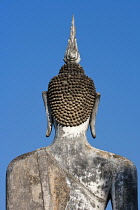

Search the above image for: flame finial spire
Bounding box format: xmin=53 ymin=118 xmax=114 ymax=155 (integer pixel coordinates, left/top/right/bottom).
xmin=64 ymin=15 xmax=81 ymax=64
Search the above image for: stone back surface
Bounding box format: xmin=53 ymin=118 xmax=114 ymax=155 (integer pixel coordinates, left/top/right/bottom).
xmin=48 ymin=63 xmax=96 ymax=127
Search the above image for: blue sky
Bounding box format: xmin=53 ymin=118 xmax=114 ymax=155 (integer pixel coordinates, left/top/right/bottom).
xmin=1 ymin=1 xmax=140 ymax=209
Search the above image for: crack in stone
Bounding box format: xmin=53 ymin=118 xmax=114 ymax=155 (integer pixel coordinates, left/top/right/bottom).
xmin=36 ymin=151 xmax=45 ymax=210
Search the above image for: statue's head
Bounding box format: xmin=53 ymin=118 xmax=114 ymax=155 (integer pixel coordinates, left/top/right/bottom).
xmin=48 ymin=63 xmax=96 ymax=127
xmin=43 ymin=16 xmax=100 ymax=139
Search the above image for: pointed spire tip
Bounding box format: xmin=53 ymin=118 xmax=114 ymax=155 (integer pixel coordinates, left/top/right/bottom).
xmin=63 ymin=15 xmax=81 ymax=64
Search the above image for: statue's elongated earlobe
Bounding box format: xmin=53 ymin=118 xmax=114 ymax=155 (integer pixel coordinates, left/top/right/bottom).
xmin=42 ymin=91 xmax=52 ymax=137
xmin=90 ymin=93 xmax=101 ymax=138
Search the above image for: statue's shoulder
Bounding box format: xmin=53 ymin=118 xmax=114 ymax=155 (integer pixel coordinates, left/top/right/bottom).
xmin=85 ymin=143 xmax=136 ymax=169
xmin=6 ymin=147 xmax=50 ymax=209
xmin=7 ymin=147 xmax=46 ymax=174
xmin=94 ymin=147 xmax=136 ymax=171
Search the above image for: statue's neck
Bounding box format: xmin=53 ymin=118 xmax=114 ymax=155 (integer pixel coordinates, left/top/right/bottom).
xmin=49 ymin=118 xmax=90 ymax=151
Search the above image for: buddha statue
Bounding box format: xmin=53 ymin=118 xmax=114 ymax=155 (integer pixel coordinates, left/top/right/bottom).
xmin=6 ymin=16 xmax=138 ymax=210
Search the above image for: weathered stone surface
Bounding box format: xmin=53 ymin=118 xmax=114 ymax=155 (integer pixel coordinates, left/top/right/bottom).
xmin=6 ymin=151 xmax=44 ymax=210
xmin=7 ymin=135 xmax=138 ymax=210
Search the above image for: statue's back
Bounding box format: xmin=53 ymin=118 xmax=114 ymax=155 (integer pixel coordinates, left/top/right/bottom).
xmin=6 ymin=16 xmax=138 ymax=210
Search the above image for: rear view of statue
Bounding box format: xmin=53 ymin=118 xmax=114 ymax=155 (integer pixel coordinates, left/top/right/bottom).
xmin=6 ymin=16 xmax=138 ymax=210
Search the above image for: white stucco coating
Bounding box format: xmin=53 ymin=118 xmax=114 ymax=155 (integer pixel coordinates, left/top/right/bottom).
xmin=55 ymin=118 xmax=90 ymax=139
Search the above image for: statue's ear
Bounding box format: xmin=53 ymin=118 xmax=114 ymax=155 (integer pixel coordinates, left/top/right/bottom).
xmin=89 ymin=93 xmax=101 ymax=138
xmin=42 ymin=91 xmax=53 ymax=137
